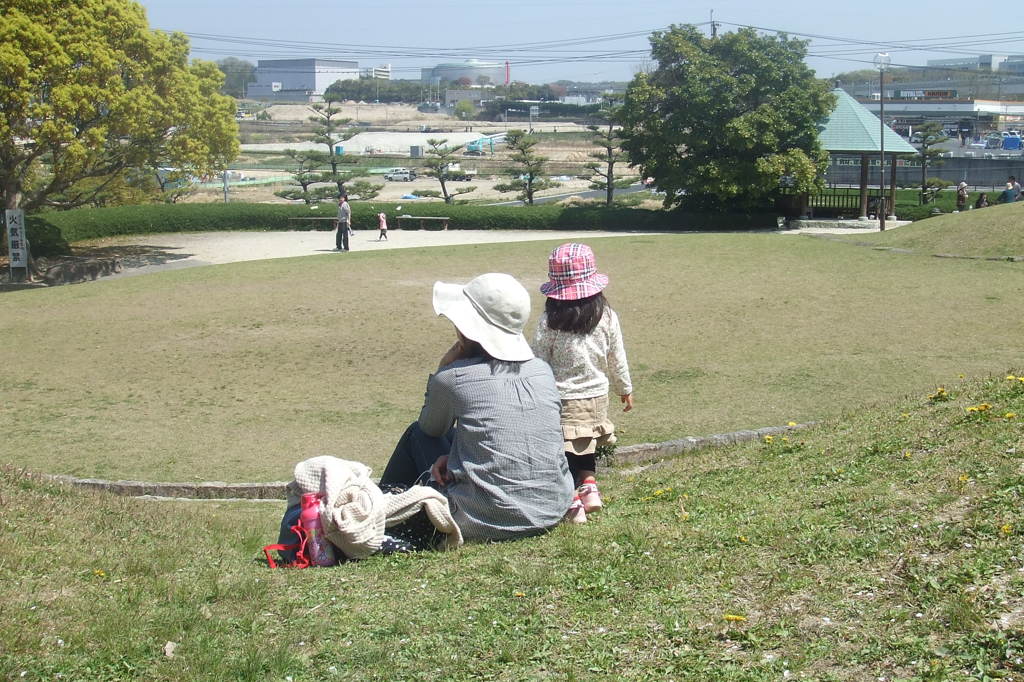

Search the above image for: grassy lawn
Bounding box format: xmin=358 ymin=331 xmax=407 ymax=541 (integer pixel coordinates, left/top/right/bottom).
xmin=1 ymin=233 xmax=1022 ymax=482
xmin=838 ymin=202 xmax=1024 ymax=259
xmin=3 ymin=372 xmax=1022 ymax=680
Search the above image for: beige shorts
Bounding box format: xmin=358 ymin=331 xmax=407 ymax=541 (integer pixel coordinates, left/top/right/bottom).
xmin=560 ymin=395 xmax=617 ymax=456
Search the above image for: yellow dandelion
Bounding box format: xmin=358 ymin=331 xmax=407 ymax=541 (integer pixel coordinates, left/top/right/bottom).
xmin=903 ymin=451 xmax=912 ymax=459
xmin=958 ymin=473 xmax=970 ymax=484
xmin=93 ymin=569 xmax=106 ymax=578
xmin=514 ymin=591 xmax=526 ymax=598
xmin=1000 ymin=523 xmax=1014 ymax=535
xmin=653 ymin=489 xmax=665 ymax=497
xmin=723 ymin=614 xmax=748 ymax=622
xmin=787 ymin=421 xmax=797 ymax=427
xmin=1005 ymin=412 xmax=1017 ymax=419
xmin=738 ymin=535 xmax=749 ymax=543
xmin=764 ymin=435 xmax=774 ymax=443
xmin=900 ymin=413 xmax=910 ymax=418
xmin=1006 ymin=375 xmax=1017 ymax=381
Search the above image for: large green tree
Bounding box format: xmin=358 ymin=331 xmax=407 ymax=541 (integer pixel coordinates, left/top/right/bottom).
xmin=618 ymin=25 xmax=835 ymax=210
xmin=0 ymin=0 xmax=239 ymax=211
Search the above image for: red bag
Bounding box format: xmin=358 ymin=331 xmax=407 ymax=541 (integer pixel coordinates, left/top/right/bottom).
xmin=262 ymin=524 xmax=310 ymax=569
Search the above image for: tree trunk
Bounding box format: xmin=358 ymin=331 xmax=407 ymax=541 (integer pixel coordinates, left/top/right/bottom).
xmin=606 ymin=160 xmax=614 ymax=206
xmin=889 ymin=156 xmax=898 ymax=217
xmin=921 ymin=150 xmax=928 ymax=204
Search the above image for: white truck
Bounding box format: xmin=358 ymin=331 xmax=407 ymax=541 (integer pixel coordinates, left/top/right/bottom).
xmin=442 ymin=163 xmax=477 ymax=182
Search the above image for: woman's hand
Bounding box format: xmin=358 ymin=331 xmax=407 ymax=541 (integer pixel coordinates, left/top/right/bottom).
xmin=438 ymin=339 xmax=466 ymax=370
xmin=431 ymin=455 xmax=451 ymax=485
xmin=620 ymin=393 xmax=634 ymax=412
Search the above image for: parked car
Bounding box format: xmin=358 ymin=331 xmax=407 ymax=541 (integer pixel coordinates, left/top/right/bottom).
xmin=384 ymin=168 xmax=417 ymax=182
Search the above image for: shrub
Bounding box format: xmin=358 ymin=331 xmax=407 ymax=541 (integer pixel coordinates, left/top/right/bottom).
xmin=19 ymin=202 xmax=780 ymax=256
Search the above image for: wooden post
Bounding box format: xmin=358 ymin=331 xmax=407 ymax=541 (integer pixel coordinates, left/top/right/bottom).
xmin=889 ymin=156 xmax=898 ymax=218
xmin=859 ymin=153 xmax=869 ymax=218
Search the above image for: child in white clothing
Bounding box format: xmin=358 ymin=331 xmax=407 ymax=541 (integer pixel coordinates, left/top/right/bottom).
xmin=533 ymin=243 xmax=633 ymax=523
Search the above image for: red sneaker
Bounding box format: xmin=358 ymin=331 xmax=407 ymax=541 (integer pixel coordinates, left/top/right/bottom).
xmin=577 ymin=481 xmax=603 ymax=513
xmin=564 ymin=495 xmax=587 ymax=524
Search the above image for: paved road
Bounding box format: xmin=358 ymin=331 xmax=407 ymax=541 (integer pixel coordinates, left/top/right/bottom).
xmin=486 ymin=183 xmax=651 ymax=206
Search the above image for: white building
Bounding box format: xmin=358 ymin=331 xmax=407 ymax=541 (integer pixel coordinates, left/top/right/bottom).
xmin=248 ymin=59 xmax=360 ymax=102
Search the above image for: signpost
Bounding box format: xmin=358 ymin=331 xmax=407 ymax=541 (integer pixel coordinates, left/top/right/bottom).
xmin=529 ymin=105 xmax=539 ymax=133
xmin=5 ymin=208 xmax=28 ymax=281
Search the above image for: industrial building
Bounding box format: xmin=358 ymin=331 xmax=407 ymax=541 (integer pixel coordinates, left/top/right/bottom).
xmin=248 ymin=58 xmax=360 ymax=102
xmin=925 ymin=54 xmax=1024 ymax=72
xmin=421 ymin=59 xmax=506 ymax=86
xmin=857 ymin=98 xmax=1024 ymax=136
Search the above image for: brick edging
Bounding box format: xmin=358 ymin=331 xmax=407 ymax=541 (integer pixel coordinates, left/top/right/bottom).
xmin=35 ymin=422 xmax=816 ymax=500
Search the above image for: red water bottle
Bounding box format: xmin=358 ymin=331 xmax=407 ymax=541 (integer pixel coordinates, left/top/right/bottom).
xmin=299 ymin=493 xmax=336 ymax=567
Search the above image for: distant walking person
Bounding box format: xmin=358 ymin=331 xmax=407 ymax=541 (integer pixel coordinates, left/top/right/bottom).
xmin=956 ymin=182 xmax=969 ymax=211
xmin=335 ymin=195 xmax=352 ymax=251
xmin=377 ymin=212 xmax=388 ymax=241
xmin=1010 ymin=176 xmax=1021 ymax=201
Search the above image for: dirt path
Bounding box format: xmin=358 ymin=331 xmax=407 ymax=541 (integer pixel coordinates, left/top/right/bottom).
xmin=90 ymin=229 xmax=661 ymax=278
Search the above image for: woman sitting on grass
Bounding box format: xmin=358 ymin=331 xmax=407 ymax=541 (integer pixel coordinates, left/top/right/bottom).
xmin=377 ymin=272 xmax=576 ymax=544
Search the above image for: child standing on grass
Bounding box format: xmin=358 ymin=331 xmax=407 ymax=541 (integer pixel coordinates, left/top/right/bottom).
xmin=533 ymin=243 xmax=633 ymax=523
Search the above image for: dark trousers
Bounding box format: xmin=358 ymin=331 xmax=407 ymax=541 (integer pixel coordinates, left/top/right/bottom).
xmin=565 ymin=453 xmax=596 ymax=482
xmin=379 ymin=422 xmax=453 ymax=487
xmin=336 ymin=225 xmax=350 ymax=250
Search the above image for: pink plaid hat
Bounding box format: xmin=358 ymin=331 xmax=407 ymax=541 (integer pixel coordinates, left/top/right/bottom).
xmin=539 ymin=243 xmax=609 ymax=301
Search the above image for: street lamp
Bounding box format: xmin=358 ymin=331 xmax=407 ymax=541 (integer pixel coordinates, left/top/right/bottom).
xmin=874 ymin=52 xmax=891 ymax=231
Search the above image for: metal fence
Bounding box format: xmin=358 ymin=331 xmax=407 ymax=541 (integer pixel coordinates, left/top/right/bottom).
xmin=826 ymin=156 xmax=1024 ymax=190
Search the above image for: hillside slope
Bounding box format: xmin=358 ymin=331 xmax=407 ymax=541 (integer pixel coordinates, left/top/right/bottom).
xmin=840 ymin=202 xmax=1024 ymax=259
xmin=3 ymin=371 xmax=1023 ymax=680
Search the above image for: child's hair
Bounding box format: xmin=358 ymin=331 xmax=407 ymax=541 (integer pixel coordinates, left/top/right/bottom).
xmin=545 ymin=292 xmax=607 ymax=335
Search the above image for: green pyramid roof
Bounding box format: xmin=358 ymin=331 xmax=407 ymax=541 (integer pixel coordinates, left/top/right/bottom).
xmin=819 ymin=88 xmax=917 ymax=154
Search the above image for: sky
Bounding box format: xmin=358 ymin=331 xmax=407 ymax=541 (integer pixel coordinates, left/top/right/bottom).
xmin=136 ymin=0 xmax=1024 ymax=84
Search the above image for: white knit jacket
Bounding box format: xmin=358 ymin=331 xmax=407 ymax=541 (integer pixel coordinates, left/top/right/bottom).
xmin=289 ymin=456 xmax=463 ymax=559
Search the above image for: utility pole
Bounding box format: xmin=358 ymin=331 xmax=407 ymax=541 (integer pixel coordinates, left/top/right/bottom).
xmin=710 ymin=9 xmax=718 ymax=39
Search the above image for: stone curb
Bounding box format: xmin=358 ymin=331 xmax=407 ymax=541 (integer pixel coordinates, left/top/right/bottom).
xmin=35 ymin=422 xmax=818 ymax=500
xmin=39 ymin=474 xmax=290 ymax=500
xmin=605 ymin=422 xmax=816 ymax=467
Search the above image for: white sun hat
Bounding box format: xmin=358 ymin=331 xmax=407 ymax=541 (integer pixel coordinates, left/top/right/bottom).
xmin=432 ymin=273 xmax=534 ymax=362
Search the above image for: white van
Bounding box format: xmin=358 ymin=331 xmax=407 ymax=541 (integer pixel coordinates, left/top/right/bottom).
xmin=384 ymin=168 xmax=416 ymax=181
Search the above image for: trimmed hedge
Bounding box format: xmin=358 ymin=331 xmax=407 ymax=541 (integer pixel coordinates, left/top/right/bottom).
xmin=21 ymin=202 xmax=780 ymax=257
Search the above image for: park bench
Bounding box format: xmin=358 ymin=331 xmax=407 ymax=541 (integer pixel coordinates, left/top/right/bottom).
xmin=396 ymin=215 xmax=450 ymax=231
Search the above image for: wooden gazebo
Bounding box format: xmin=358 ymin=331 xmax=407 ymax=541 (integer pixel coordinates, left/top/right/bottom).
xmin=816 ymin=88 xmax=918 ymax=218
